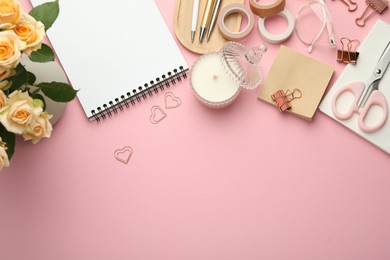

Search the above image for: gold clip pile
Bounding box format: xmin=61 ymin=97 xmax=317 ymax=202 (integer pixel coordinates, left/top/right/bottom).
xmin=271 ymin=89 xmax=302 ymax=112
xmin=332 ymin=0 xmax=358 ymax=11
xmin=356 ymin=0 xmax=388 ymax=27
xmin=337 ymin=37 xmax=360 ymax=64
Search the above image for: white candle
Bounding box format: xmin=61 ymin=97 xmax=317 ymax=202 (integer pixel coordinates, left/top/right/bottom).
xmin=190 ymin=52 xmax=241 ymax=108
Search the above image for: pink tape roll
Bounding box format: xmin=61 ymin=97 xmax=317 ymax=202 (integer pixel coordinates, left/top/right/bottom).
xmin=249 ymin=0 xmax=286 ymax=18
xmin=217 ymin=3 xmax=255 ymax=41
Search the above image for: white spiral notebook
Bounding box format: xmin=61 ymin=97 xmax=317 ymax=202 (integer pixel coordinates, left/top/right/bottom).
xmin=30 ymin=0 xmax=188 ymax=121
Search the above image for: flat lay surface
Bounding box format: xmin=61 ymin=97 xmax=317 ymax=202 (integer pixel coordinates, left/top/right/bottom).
xmin=0 ymin=0 xmax=389 ymax=259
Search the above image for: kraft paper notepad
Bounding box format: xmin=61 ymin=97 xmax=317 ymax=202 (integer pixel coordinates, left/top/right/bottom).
xmin=319 ymin=20 xmax=390 ymax=154
xmin=30 ymin=0 xmax=188 ymax=121
xmin=258 ymin=46 xmax=334 ymax=121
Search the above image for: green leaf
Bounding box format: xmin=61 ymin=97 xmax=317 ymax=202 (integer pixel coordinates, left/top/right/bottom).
xmin=36 ymin=82 xmax=77 ymax=102
xmin=7 ymin=64 xmax=27 ymax=94
xmin=0 ymin=124 xmax=16 ymax=161
xmin=29 ymin=43 xmax=55 ymax=63
xmin=29 ymin=0 xmax=59 ymax=31
xmin=26 ymin=71 xmax=36 ymax=85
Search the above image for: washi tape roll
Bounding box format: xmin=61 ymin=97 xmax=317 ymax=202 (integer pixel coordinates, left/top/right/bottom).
xmin=249 ymin=0 xmax=286 ymax=18
xmin=257 ymin=8 xmax=294 ymax=44
xmin=217 ymin=3 xmax=255 ymax=41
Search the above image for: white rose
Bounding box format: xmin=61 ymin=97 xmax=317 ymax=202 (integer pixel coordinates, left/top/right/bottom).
xmin=0 ymin=30 xmax=26 ymax=69
xmin=22 ymin=111 xmax=52 ymax=144
xmin=0 ymin=138 xmax=10 ymax=170
xmin=13 ymin=13 xmax=46 ymax=55
xmin=0 ymin=0 xmax=22 ymax=30
xmin=0 ymin=90 xmax=43 ymax=135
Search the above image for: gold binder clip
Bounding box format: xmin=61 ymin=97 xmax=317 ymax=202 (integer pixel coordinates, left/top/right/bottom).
xmin=337 ymin=37 xmax=360 ymax=64
xmin=332 ymin=0 xmax=358 ymax=11
xmin=271 ymin=88 xmax=302 ymax=112
xmin=356 ymin=0 xmax=388 ymax=27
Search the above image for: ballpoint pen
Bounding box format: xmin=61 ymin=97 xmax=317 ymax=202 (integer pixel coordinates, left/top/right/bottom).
xmin=206 ymin=0 xmax=222 ymax=42
xmin=191 ymin=0 xmax=200 ymax=43
xmin=199 ymin=0 xmax=216 ymax=43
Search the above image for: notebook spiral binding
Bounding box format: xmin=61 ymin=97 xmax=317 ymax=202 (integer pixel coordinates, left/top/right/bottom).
xmin=90 ymin=66 xmax=188 ymax=122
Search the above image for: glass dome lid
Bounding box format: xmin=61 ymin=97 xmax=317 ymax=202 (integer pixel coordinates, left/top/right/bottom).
xmin=221 ymin=41 xmax=267 ymax=90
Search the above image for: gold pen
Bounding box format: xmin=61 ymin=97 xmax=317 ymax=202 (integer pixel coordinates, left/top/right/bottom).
xmin=206 ymin=0 xmax=222 ymax=42
xmin=199 ymin=0 xmax=216 ymax=43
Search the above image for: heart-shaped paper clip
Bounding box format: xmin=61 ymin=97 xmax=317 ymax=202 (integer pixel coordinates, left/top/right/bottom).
xmin=150 ymin=105 xmax=167 ymax=124
xmin=165 ymin=92 xmax=182 ymax=109
xmin=114 ymin=146 xmax=133 ymax=164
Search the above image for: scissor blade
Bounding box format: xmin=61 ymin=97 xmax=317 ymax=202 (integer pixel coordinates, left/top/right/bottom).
xmin=358 ymin=80 xmax=380 ymax=108
xmin=374 ymin=41 xmax=390 ymax=81
xmin=357 ymin=41 xmax=390 ymax=108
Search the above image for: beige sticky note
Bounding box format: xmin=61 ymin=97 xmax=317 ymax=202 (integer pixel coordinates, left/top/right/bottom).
xmin=258 ymin=46 xmax=334 ymax=121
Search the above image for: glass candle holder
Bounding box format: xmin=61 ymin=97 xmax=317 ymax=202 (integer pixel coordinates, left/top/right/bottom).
xmin=190 ymin=42 xmax=267 ymax=108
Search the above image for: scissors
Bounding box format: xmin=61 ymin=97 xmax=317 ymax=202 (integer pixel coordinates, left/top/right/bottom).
xmin=332 ymin=40 xmax=390 ymax=133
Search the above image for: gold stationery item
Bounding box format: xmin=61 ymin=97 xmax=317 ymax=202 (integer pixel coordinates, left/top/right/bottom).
xmin=258 ymin=45 xmax=334 ymax=121
xmin=173 ymin=0 xmax=244 ymax=54
xmin=199 ymin=0 xmax=217 ymax=43
xmin=337 ymin=38 xmax=360 ymax=64
xmin=355 ymin=0 xmax=388 ymax=27
xmin=206 ymin=0 xmax=223 ymax=42
xmin=271 ymin=89 xmax=302 ymax=112
xmin=331 ymin=0 xmax=358 ymax=11
xmin=114 ymin=146 xmax=133 ymax=164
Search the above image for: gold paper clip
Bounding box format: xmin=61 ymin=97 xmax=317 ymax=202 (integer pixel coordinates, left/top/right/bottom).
xmin=356 ymin=0 xmax=388 ymax=27
xmin=271 ymin=89 xmax=302 ymax=112
xmin=332 ymin=0 xmax=358 ymax=11
xmin=337 ymin=37 xmax=360 ymax=64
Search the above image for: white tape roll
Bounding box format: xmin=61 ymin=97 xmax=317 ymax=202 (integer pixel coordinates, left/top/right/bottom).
xmin=217 ymin=3 xmax=255 ymax=41
xmin=257 ymin=8 xmax=294 ymax=44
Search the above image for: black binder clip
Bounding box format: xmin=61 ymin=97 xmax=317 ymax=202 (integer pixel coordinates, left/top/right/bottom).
xmin=271 ymin=88 xmax=302 ymax=112
xmin=337 ymin=37 xmax=360 ymax=65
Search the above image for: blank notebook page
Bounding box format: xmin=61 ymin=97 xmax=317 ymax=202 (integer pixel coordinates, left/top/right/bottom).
xmin=30 ymin=0 xmax=187 ymax=120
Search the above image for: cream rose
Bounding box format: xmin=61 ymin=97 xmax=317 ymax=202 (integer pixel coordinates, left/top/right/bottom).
xmin=0 ymin=138 xmax=9 ymax=170
xmin=0 ymin=90 xmax=42 ymax=135
xmin=0 ymin=89 xmax=7 ymax=108
xmin=0 ymin=80 xmax=11 ymax=90
xmin=22 ymin=111 xmax=52 ymax=144
xmin=0 ymin=0 xmax=22 ymax=30
xmin=0 ymin=30 xmax=26 ymax=69
xmin=0 ymin=67 xmax=14 ymax=90
xmin=13 ymin=13 xmax=45 ymax=55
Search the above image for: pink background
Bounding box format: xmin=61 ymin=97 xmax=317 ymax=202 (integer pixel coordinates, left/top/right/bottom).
xmin=1 ymin=0 xmax=390 ymax=259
